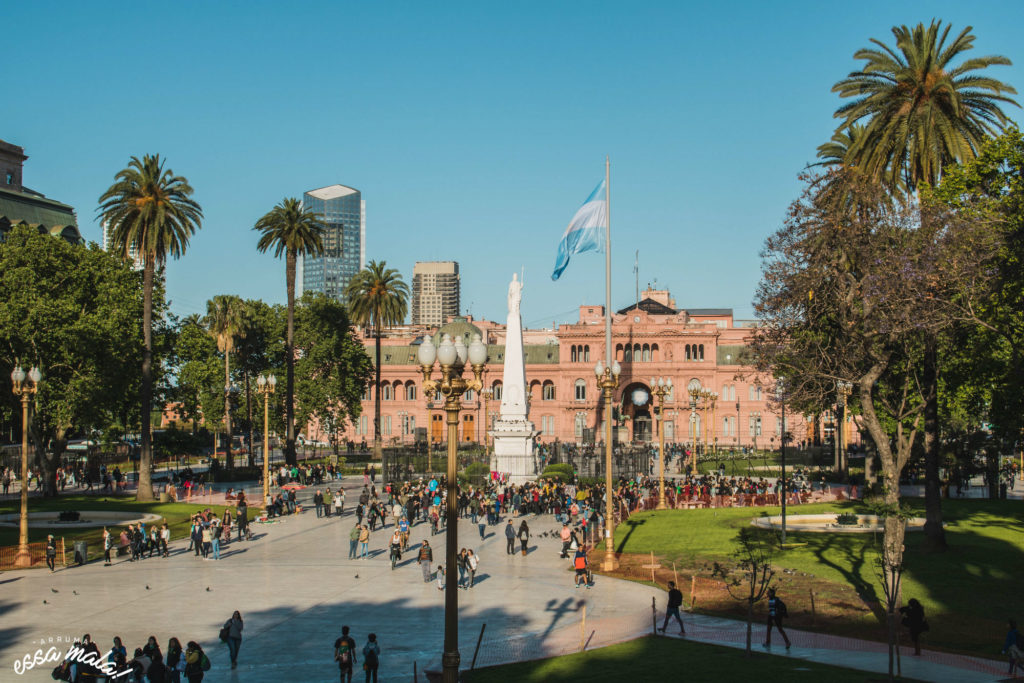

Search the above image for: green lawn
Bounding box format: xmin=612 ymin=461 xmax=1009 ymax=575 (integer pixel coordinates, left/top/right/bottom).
xmin=0 ymin=495 xmax=232 ymax=563
xmin=468 ymin=635 xmax=904 ymax=682
xmin=611 ymin=498 xmax=1024 ymax=657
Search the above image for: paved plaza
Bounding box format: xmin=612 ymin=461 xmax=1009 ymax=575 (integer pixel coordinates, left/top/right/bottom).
xmin=1 ymin=478 xmax=1015 ymax=682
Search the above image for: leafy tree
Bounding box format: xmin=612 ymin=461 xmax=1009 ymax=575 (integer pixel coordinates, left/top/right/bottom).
xmin=726 ymin=528 xmax=777 ymax=658
xmin=170 ymin=314 xmax=222 ymax=432
xmin=294 ymin=293 xmax=373 ymax=455
xmin=0 ymin=225 xmax=145 ymax=495
xmin=254 ymin=198 xmax=325 ymax=465
xmin=234 ymin=299 xmax=286 ymax=467
xmin=98 ymin=154 xmax=203 ymax=500
xmin=346 ymin=261 xmax=409 ymax=462
xmin=830 ymin=20 xmax=1018 ymax=549
xmin=205 ymin=295 xmax=247 ymax=469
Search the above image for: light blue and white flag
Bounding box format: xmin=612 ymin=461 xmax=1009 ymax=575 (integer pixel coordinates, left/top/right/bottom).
xmin=551 ymin=179 xmax=607 ymax=281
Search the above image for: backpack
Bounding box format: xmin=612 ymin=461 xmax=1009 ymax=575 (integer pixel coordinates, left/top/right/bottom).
xmin=775 ymin=598 xmax=788 ymax=618
xmin=364 ymin=646 xmax=378 ymax=668
xmin=200 ymin=653 xmax=211 ymax=671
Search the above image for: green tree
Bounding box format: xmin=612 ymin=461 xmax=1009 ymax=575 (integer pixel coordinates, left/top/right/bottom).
xmin=831 ymin=20 xmax=1018 ymax=549
xmin=346 ymin=261 xmax=409 ymax=462
xmin=254 ymin=198 xmax=325 ymax=466
xmin=171 ymin=314 xmax=222 ymax=432
xmin=98 ymin=154 xmax=203 ymax=501
xmin=235 ymin=299 xmax=286 ymax=467
xmin=205 ymin=295 xmax=247 ymax=469
xmin=294 ymin=293 xmax=373 ymax=454
xmin=0 ymin=225 xmax=145 ymax=495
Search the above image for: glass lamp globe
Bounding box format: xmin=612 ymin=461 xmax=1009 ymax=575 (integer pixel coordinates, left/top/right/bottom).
xmin=418 ymin=335 xmax=437 ymax=366
xmin=453 ymin=336 xmax=468 ymax=365
xmin=28 ymin=367 xmax=41 ymax=383
xmin=594 ymin=360 xmax=604 ymax=377
xmin=437 ymin=335 xmax=457 ymax=366
xmin=468 ymin=334 xmax=487 ymax=365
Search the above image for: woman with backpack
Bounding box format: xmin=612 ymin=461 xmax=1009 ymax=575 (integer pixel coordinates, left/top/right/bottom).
xmin=362 ymin=634 xmax=380 ymax=683
xmin=517 ymin=520 xmax=530 ymax=556
xmin=183 ymin=641 xmax=209 ymax=682
xmin=763 ymin=587 xmax=792 ymax=649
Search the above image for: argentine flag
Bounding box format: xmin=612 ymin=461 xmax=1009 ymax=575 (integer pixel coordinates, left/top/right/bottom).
xmin=551 ymin=179 xmax=607 ymax=281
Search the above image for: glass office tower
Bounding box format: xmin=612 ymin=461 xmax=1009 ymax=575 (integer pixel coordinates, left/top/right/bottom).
xmin=300 ymin=184 xmax=365 ymax=302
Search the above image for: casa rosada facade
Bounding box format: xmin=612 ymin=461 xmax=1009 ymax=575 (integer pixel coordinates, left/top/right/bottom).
xmin=317 ymin=289 xmax=837 ymax=450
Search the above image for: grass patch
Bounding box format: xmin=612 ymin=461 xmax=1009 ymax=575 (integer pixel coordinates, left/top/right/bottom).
xmin=0 ymin=495 xmax=232 ymax=563
xmin=610 ymin=498 xmax=1024 ymax=658
xmin=468 ymin=635 xmax=902 ymax=682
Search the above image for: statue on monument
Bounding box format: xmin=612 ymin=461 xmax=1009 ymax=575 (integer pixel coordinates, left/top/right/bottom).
xmin=507 ymin=272 xmax=522 ymax=316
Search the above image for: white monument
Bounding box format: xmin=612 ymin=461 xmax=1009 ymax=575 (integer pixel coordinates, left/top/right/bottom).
xmin=491 ymin=273 xmax=538 ymax=483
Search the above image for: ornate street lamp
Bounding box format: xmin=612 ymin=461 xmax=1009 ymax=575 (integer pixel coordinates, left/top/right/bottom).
xmin=776 ymin=380 xmax=788 ymax=545
xmin=256 ymin=374 xmax=276 ymax=503
xmin=480 ymin=387 xmax=493 ymax=460
xmin=595 ymin=358 xmax=622 ymax=570
xmin=650 ymin=377 xmax=672 ymax=510
xmin=687 ymin=380 xmax=703 ymax=475
xmin=836 ymin=380 xmax=852 ymax=478
xmin=418 ymin=333 xmax=487 ymax=683
xmin=10 ymin=365 xmax=42 ymax=568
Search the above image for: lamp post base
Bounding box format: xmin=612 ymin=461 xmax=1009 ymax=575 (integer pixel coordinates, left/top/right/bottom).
xmin=441 ymin=650 xmax=461 ymax=683
xmin=14 ymin=548 xmax=32 ymax=568
xmin=655 ymin=500 xmax=668 ymax=510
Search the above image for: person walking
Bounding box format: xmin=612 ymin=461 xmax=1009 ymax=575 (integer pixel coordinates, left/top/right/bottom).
xmin=314 ymin=489 xmax=325 ymax=518
xmin=418 ymin=540 xmax=433 ymax=582
xmin=222 ymin=610 xmax=243 ymax=669
xmin=349 ymin=523 xmax=360 ymax=560
xmin=362 ymin=633 xmax=380 ymax=683
xmin=504 ymin=519 xmax=516 ymax=555
xmin=573 ymin=545 xmax=590 ymax=588
xmin=763 ymin=587 xmax=792 ymax=649
xmin=517 ymin=520 xmax=530 ymax=556
xmin=1001 ymin=619 xmax=1024 ymax=676
xmin=658 ymin=581 xmax=686 ymax=635
xmin=456 ymin=548 xmax=468 ymax=588
xmin=559 ymin=522 xmax=572 ymax=558
xmin=102 ymin=527 xmax=113 ymax=566
xmin=899 ymin=598 xmax=927 ymax=656
xmin=466 ymin=549 xmax=479 ymax=588
xmin=334 ymin=625 xmax=357 ymax=683
xmin=211 ymin=519 xmax=222 ymax=560
xmin=45 ymin=534 xmax=57 ymax=571
xmin=160 ymin=523 xmax=170 ymax=557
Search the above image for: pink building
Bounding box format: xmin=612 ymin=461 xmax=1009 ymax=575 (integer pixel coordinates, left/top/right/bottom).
xmin=320 ymin=288 xmax=850 ymax=451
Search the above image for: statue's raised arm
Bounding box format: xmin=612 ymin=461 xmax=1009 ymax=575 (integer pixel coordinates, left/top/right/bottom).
xmin=507 ymin=273 xmax=522 ymax=315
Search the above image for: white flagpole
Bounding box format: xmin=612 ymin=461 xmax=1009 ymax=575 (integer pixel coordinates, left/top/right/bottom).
xmin=602 ymin=154 xmax=618 ymax=571
xmin=605 ymin=156 xmax=612 ymax=372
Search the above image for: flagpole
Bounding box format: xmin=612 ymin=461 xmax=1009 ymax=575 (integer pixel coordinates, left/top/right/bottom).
xmin=603 ymin=155 xmax=618 ymax=571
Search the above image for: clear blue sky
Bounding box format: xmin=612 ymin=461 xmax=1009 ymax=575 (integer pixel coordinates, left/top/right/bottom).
xmin=7 ymin=1 xmax=1023 ymax=328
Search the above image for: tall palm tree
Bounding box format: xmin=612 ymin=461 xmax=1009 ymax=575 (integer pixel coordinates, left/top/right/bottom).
xmin=206 ymin=295 xmax=247 ymax=470
xmin=254 ymin=198 xmax=325 ymax=465
xmin=98 ymin=155 xmax=202 ymax=501
xmin=833 ymin=20 xmax=1018 ymax=189
xmin=346 ymin=261 xmax=409 ymax=462
xmin=831 ymin=20 xmax=1018 ymax=550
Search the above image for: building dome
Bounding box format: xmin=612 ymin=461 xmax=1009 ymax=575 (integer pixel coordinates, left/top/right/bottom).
xmin=431 ymin=317 xmax=483 ymax=347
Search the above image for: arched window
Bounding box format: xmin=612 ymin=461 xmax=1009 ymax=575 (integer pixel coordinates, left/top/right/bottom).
xmin=633 ymin=343 xmax=641 ymax=361
xmin=624 ymin=346 xmax=632 ymax=362
xmin=584 ymin=345 xmax=590 ymax=363
xmin=651 ymin=343 xmax=659 ymax=361
xmin=749 ymin=385 xmax=755 ymax=401
xmin=574 ymin=413 xmax=587 ymax=438
xmin=362 ymin=385 xmax=371 ymax=401
xmin=381 ymin=384 xmax=392 ymax=401
xmin=542 ymin=381 xmax=556 ymax=400
xmin=530 ymin=380 xmax=541 ymax=401
xmin=615 ymin=344 xmax=623 ymax=361
xmin=698 ymin=344 xmax=705 ymax=361
xmin=465 ymin=388 xmax=474 ymax=401
xmin=685 ymin=344 xmax=691 ymax=361
xmin=574 ymin=379 xmax=587 ymax=401
xmin=406 ymin=382 xmax=417 ymax=401
xmin=642 ymin=344 xmax=650 ymax=362
xmin=492 ymin=382 xmax=502 ymax=401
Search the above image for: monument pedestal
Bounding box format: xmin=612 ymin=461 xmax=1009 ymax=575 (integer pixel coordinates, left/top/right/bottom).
xmin=491 ymin=418 xmax=538 ymax=485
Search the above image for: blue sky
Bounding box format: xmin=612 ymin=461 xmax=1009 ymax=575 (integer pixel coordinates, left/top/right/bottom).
xmin=7 ymin=1 xmax=1023 ymax=327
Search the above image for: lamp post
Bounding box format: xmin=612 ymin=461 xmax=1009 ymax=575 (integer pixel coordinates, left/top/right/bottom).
xmin=701 ymin=389 xmax=713 ymax=458
xmin=650 ymin=377 xmax=672 ymax=509
xmin=687 ymin=381 xmax=702 ymax=474
xmin=595 ymin=359 xmax=622 ymax=570
xmin=480 ymin=388 xmax=493 ymax=461
xmin=256 ymin=374 xmax=276 ymax=504
xmin=836 ymin=380 xmax=852 ymax=478
xmin=418 ymin=333 xmax=487 ymax=683
xmin=776 ymin=380 xmax=788 ymax=546
xmin=10 ymin=365 xmax=41 ymax=568
xmin=709 ymin=391 xmax=718 ymax=455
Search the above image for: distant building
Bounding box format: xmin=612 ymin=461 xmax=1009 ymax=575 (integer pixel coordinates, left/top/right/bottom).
xmin=411 ymin=261 xmax=460 ymax=326
xmin=299 ymin=184 xmax=365 ymax=302
xmin=0 ymin=139 xmax=82 ymax=245
xmin=101 ymin=219 xmax=144 ymax=269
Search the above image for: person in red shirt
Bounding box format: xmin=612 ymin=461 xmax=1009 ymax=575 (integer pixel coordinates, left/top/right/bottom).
xmin=573 ymin=545 xmax=590 ymax=588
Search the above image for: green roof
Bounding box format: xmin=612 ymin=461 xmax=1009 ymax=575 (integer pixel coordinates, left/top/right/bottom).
xmin=0 ymin=186 xmax=81 ymax=243
xmin=375 ymin=343 xmax=559 ymax=367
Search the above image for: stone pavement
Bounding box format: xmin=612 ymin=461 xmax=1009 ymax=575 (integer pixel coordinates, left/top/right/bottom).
xmin=0 ymin=477 xmax=1014 ymax=682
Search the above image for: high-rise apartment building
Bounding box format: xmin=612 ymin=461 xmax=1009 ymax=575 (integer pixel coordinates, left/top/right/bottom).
xmin=300 ymin=184 xmax=365 ymax=302
xmin=101 ymin=219 xmax=144 ymax=269
xmin=411 ymin=261 xmax=460 ymax=326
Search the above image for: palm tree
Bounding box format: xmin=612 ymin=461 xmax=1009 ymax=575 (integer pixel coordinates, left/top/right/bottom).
xmin=206 ymin=295 xmax=248 ymax=470
xmin=254 ymin=198 xmax=325 ymax=465
xmin=346 ymin=261 xmax=409 ymax=462
xmin=98 ymin=155 xmax=202 ymax=502
xmin=831 ymin=20 xmax=1018 ymax=551
xmin=833 ymin=20 xmax=1018 ymax=189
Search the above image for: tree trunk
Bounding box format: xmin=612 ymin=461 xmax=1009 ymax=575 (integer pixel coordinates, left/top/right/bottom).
xmin=374 ymin=321 xmax=383 ymax=463
xmin=745 ymin=598 xmax=753 ymax=657
xmin=246 ymin=373 xmax=255 ymax=468
xmin=285 ymin=249 xmax=297 ymax=466
xmin=224 ymin=350 xmax=233 ymax=469
xmin=922 ymin=337 xmax=946 ymax=550
xmin=136 ymin=259 xmax=155 ymax=501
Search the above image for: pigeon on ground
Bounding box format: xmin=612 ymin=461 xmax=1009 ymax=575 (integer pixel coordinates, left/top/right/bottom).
xmin=51 ymin=588 xmax=58 ymax=593
xmin=43 ymin=599 xmax=48 ymax=604
xmin=145 ymin=585 xmax=150 ymax=590
xmin=206 ymin=587 xmax=211 ymax=592
xmin=73 ymin=590 xmax=78 ymax=595
xmin=354 ymin=574 xmax=359 ymax=579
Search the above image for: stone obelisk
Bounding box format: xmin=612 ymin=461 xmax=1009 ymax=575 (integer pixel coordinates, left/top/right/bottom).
xmin=491 ymin=273 xmax=537 ymax=483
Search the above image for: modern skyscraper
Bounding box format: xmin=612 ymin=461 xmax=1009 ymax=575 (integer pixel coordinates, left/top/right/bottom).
xmin=411 ymin=261 xmax=460 ymax=326
xmin=300 ymin=184 xmax=365 ymax=302
xmin=101 ymin=219 xmax=144 ymax=269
